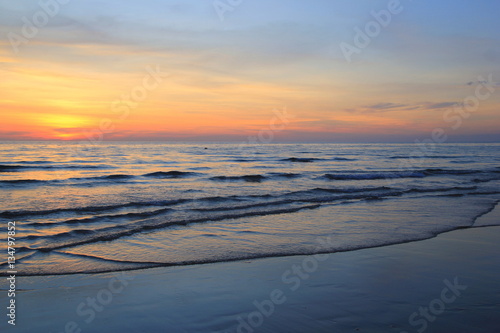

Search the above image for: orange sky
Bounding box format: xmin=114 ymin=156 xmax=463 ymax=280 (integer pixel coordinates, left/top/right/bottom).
xmin=1 ymin=1 xmax=499 ymax=142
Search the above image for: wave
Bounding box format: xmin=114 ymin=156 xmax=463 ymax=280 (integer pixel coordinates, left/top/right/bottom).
xmin=321 ymin=168 xmax=495 ymax=181
xmin=309 ymin=186 xmax=391 ymax=194
xmin=422 ymin=168 xmax=477 ymax=175
xmin=0 ymin=164 xmax=114 ymax=172
xmin=211 ymin=172 xmax=301 ymax=182
xmin=3 ymin=183 xmax=495 ymax=276
xmin=1 ymin=167 xmax=493 ymax=191
xmin=7 ymin=160 xmax=52 ymax=164
xmin=281 ymin=157 xmax=322 ymax=163
xmin=22 ymin=204 xmax=322 ymax=252
xmin=0 ymin=175 xmax=134 ymax=187
xmin=143 ymin=171 xmax=195 ymax=178
xmin=71 ymin=174 xmax=136 ymax=181
xmin=268 ymin=172 xmax=301 ymax=178
xmin=2 ymin=181 xmax=486 ymax=220
xmin=1 ymin=143 xmax=498 ymax=277
xmin=472 ymin=177 xmax=500 ymax=183
xmin=332 ymin=157 xmax=356 ymax=161
xmin=230 ymin=159 xmax=260 ymax=162
xmin=322 ymin=172 xmax=426 ymax=180
xmin=284 ymin=157 xmax=357 ymax=162
xmin=0 ymin=170 xmax=199 ymax=188
xmin=102 ymin=174 xmax=135 ymax=180
xmin=211 ymin=175 xmax=266 ymax=182
xmin=0 ymin=199 xmax=187 ymax=218
xmin=6 ymin=200 xmax=500 ymax=276
xmin=449 ymin=160 xmax=476 ymax=164
xmin=24 ymin=207 xmax=174 ymax=227
xmin=16 ymin=187 xmax=420 ymax=249
xmin=388 ymin=155 xmax=463 ymax=159
xmin=0 ymin=165 xmax=30 ymax=172
xmin=190 ymin=200 xmax=293 ymax=212
xmin=0 ymin=251 xmax=161 ymax=276
xmin=404 ymin=186 xmax=478 ymax=194
xmin=0 ymin=179 xmax=48 ymax=185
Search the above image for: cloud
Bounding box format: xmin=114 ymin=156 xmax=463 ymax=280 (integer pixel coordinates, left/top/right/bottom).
xmin=348 ymin=101 xmax=461 ymax=114
xmin=424 ymin=102 xmax=458 ymax=109
xmin=349 ymin=102 xmax=416 ymax=114
xmin=466 ymin=80 xmax=500 ymax=86
xmin=364 ymin=103 xmax=409 ymax=110
xmin=0 ymin=130 xmax=30 ymax=135
xmin=0 ymin=130 xmax=41 ymax=140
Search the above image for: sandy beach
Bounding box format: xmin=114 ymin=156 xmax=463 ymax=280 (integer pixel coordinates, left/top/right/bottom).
xmin=2 ymin=0 xmax=499 ymax=331
xmin=4 ymin=204 xmax=498 ymax=333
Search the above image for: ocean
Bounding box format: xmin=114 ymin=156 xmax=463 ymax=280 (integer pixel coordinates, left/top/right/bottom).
xmin=0 ymin=142 xmax=499 ymax=276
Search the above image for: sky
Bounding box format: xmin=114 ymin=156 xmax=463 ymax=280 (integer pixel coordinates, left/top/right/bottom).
xmin=0 ymin=0 xmax=499 ymax=142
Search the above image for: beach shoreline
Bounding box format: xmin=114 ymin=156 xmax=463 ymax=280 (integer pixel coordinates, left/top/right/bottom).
xmin=4 ymin=203 xmax=499 ymax=333
xmin=1 ymin=0 xmax=499 ymax=330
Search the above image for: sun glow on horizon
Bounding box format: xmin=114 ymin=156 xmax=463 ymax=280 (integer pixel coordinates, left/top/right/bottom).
xmin=39 ymin=114 xmax=93 ymax=129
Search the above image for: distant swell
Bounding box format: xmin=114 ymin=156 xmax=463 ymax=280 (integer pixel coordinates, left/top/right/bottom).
xmin=0 ymin=164 xmax=113 ymax=172
xmin=2 ymin=183 xmax=486 ymax=220
xmin=322 ymin=168 xmax=491 ymax=181
xmin=211 ymin=175 xmax=266 ymax=182
xmin=281 ymin=157 xmax=354 ymax=162
xmin=389 ymin=155 xmax=462 ymax=159
xmin=0 ymin=179 xmax=47 ymax=185
xmin=269 ymin=173 xmax=301 ymax=178
xmin=0 ymin=170 xmax=199 ymax=187
xmin=211 ymin=172 xmax=301 ymax=182
xmin=71 ymin=174 xmax=136 ymax=181
xmin=0 ymin=199 xmax=187 ymax=218
xmin=102 ymin=174 xmax=135 ymax=180
xmin=323 ymin=172 xmax=425 ymax=180
xmin=24 ymin=207 xmax=174 ymax=227
xmin=422 ymin=168 xmax=477 ymax=175
xmin=143 ymin=171 xmax=195 ymax=178
xmin=281 ymin=157 xmax=321 ymax=163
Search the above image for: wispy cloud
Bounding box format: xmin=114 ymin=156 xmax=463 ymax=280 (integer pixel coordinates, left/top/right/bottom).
xmin=424 ymin=102 xmax=458 ymax=109
xmin=364 ymin=103 xmax=410 ymax=110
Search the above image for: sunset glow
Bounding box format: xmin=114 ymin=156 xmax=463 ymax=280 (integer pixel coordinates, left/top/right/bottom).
xmin=1 ymin=1 xmax=499 ymax=142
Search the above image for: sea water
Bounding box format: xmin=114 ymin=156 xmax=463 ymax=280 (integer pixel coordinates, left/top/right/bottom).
xmin=0 ymin=142 xmax=499 ymax=275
